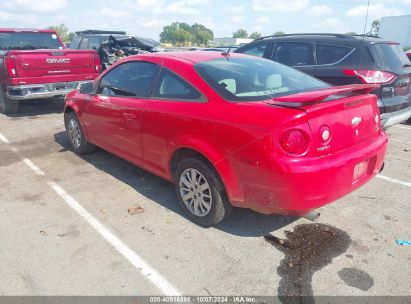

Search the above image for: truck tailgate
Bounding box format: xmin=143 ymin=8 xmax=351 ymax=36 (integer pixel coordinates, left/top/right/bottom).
xmin=12 ymin=49 xmax=98 ymax=77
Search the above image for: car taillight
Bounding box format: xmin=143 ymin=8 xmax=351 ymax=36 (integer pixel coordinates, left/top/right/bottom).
xmin=4 ymin=55 xmax=17 ymax=77
xmin=343 ymin=69 xmax=396 ymax=84
xmin=94 ymin=54 xmax=101 ymax=73
xmin=280 ymin=129 xmax=309 ymax=155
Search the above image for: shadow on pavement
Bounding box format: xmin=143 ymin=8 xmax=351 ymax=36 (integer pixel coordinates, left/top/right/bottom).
xmin=5 ymin=98 xmax=64 ymax=118
xmin=54 ymin=131 xmax=297 ymax=237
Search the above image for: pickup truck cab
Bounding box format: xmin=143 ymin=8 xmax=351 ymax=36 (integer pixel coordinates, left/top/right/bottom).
xmin=0 ymin=28 xmax=101 ymax=114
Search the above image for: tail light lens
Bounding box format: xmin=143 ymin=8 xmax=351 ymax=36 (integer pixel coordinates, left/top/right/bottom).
xmin=280 ymin=129 xmax=309 ymax=155
xmin=4 ymin=55 xmax=17 ymax=77
xmin=343 ymin=69 xmax=396 ymax=84
xmin=94 ymin=54 xmax=101 ymax=73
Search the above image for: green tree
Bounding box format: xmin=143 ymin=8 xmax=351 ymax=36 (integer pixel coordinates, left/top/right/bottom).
xmin=47 ymin=24 xmax=73 ymax=42
xmin=368 ymin=20 xmax=380 ymax=37
xmin=249 ymin=32 xmax=262 ymax=39
xmin=273 ymin=31 xmax=285 ymax=36
xmin=233 ymin=29 xmax=248 ymax=38
xmin=160 ymin=22 xmax=192 ymax=46
xmin=160 ymin=22 xmax=214 ymax=46
xmin=191 ymin=23 xmax=213 ymax=46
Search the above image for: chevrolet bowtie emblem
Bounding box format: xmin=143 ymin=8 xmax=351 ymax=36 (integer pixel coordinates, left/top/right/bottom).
xmin=352 ymin=117 xmax=362 ymax=127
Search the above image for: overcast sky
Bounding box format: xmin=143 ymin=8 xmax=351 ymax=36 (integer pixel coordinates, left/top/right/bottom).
xmin=0 ymin=0 xmax=410 ymax=40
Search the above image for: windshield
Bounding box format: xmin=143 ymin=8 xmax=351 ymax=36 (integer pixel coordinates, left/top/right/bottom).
xmin=195 ymin=57 xmax=328 ymax=102
xmin=0 ymin=32 xmax=63 ymax=50
xmin=370 ymin=44 xmax=410 ymax=70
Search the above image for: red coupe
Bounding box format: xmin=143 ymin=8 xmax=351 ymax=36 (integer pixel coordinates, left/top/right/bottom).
xmin=64 ymin=52 xmax=387 ymax=226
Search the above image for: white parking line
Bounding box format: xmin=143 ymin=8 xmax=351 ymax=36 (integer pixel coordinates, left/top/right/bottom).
xmin=394 ymin=125 xmax=411 ymax=130
xmin=0 ymin=132 xmax=9 ymax=143
xmin=47 ymin=181 xmax=181 ymax=296
xmin=22 ymin=158 xmax=45 ymax=176
xmin=377 ymin=175 xmax=411 ymax=188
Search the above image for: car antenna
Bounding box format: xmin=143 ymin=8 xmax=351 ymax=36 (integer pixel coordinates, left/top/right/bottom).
xmin=221 ymin=47 xmax=231 ymax=59
xmin=357 ymin=0 xmax=370 ymax=84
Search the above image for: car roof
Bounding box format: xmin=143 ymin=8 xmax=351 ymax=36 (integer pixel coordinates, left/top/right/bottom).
xmin=0 ymin=28 xmax=56 ymax=33
xmin=251 ymin=33 xmax=396 ymax=45
xmin=135 ymin=51 xmax=247 ymax=64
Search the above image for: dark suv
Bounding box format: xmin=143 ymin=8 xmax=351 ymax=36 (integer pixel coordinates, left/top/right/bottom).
xmin=235 ymin=33 xmax=411 ymax=129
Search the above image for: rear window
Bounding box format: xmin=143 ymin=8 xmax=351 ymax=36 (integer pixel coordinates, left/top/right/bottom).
xmin=0 ymin=32 xmax=63 ymax=50
xmin=195 ymin=57 xmax=328 ymax=102
xmin=369 ymin=44 xmax=410 ymax=70
xmin=316 ymin=44 xmax=354 ymax=65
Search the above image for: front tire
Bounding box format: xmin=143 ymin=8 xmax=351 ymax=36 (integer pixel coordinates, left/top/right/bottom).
xmin=65 ymin=112 xmax=95 ymax=154
xmin=175 ymin=157 xmax=233 ymax=227
xmin=0 ymin=90 xmax=18 ymax=114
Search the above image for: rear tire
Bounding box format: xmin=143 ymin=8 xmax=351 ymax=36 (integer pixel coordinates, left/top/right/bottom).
xmin=175 ymin=157 xmax=233 ymax=227
xmin=65 ymin=112 xmax=95 ymax=154
xmin=0 ymin=90 xmax=18 ymax=114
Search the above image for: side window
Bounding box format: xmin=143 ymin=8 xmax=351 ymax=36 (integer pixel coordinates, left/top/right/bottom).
xmin=272 ymin=42 xmax=314 ymax=66
xmin=152 ymin=69 xmax=202 ymax=101
xmin=98 ymin=61 xmax=159 ymax=97
xmin=241 ymin=43 xmax=269 ymax=57
xmin=78 ymin=37 xmax=89 ymax=49
xmin=70 ymin=37 xmax=81 ymax=49
xmin=87 ymin=37 xmax=100 ymax=50
xmin=316 ymin=44 xmax=354 ymax=65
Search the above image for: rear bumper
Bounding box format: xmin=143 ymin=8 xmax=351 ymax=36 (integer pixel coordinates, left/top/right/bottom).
xmin=380 ymin=106 xmax=411 ymax=130
xmin=236 ymin=132 xmax=388 ymax=215
xmin=6 ymin=81 xmax=88 ymax=100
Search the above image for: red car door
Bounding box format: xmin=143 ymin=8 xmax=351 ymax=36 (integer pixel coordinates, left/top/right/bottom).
xmin=82 ymin=60 xmax=160 ymax=165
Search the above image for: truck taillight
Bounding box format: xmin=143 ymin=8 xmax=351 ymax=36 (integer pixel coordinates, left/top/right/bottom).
xmin=343 ymin=69 xmax=396 ymax=84
xmin=94 ymin=55 xmax=101 ymax=73
xmin=4 ymin=55 xmax=17 ymax=77
xmin=279 ymin=129 xmax=309 ymax=155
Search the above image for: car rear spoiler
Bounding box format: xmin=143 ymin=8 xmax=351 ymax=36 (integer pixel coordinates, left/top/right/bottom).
xmin=269 ymin=84 xmax=378 ymax=105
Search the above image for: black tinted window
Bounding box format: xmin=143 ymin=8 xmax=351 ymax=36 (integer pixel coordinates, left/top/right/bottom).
xmin=272 ymin=42 xmax=314 ymax=66
xmin=316 ymin=44 xmax=354 ymax=65
xmin=70 ymin=37 xmax=81 ymax=49
xmin=0 ymin=32 xmax=62 ymax=50
xmin=195 ymin=57 xmax=327 ymax=102
xmin=153 ymin=69 xmax=202 ymax=101
xmin=241 ymin=43 xmax=268 ymax=57
xmin=98 ymin=61 xmax=159 ymax=97
xmin=370 ymin=44 xmax=410 ymax=70
xmin=79 ymin=38 xmax=89 ymax=49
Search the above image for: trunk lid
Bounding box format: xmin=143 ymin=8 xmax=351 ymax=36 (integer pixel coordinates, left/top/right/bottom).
xmin=266 ymin=84 xmax=381 ymax=156
xmin=11 ymin=49 xmax=97 ymax=77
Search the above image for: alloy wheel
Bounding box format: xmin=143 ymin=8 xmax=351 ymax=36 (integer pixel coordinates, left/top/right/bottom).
xmin=179 ymin=168 xmax=213 ymax=217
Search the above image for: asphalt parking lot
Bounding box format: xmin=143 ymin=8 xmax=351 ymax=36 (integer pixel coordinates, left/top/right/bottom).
xmin=0 ymin=99 xmax=410 ymax=297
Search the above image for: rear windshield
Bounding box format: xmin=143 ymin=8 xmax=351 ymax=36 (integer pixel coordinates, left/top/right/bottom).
xmin=195 ymin=57 xmax=328 ymax=102
xmin=369 ymin=44 xmax=410 ymax=70
xmin=0 ymin=32 xmax=63 ymax=50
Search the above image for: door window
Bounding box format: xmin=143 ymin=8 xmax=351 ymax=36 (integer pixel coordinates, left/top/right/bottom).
xmin=152 ymin=69 xmax=203 ymax=101
xmin=241 ymin=43 xmax=269 ymax=57
xmin=98 ymin=61 xmax=159 ymax=97
xmin=316 ymin=44 xmax=354 ymax=65
xmin=272 ymin=42 xmax=314 ymax=66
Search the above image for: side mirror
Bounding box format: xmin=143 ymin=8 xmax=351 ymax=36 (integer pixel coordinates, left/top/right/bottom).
xmin=80 ymin=82 xmax=94 ymax=94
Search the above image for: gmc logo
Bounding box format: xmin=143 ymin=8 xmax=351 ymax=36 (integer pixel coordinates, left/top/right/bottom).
xmin=46 ymin=58 xmax=70 ymax=64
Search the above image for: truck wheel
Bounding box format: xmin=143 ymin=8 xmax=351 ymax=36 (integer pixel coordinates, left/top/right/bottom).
xmin=65 ymin=112 xmax=95 ymax=154
xmin=175 ymin=157 xmax=233 ymax=227
xmin=0 ymin=90 xmax=18 ymax=114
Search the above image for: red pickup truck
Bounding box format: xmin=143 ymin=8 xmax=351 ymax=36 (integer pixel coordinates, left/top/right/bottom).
xmin=0 ymin=28 xmax=100 ymax=114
